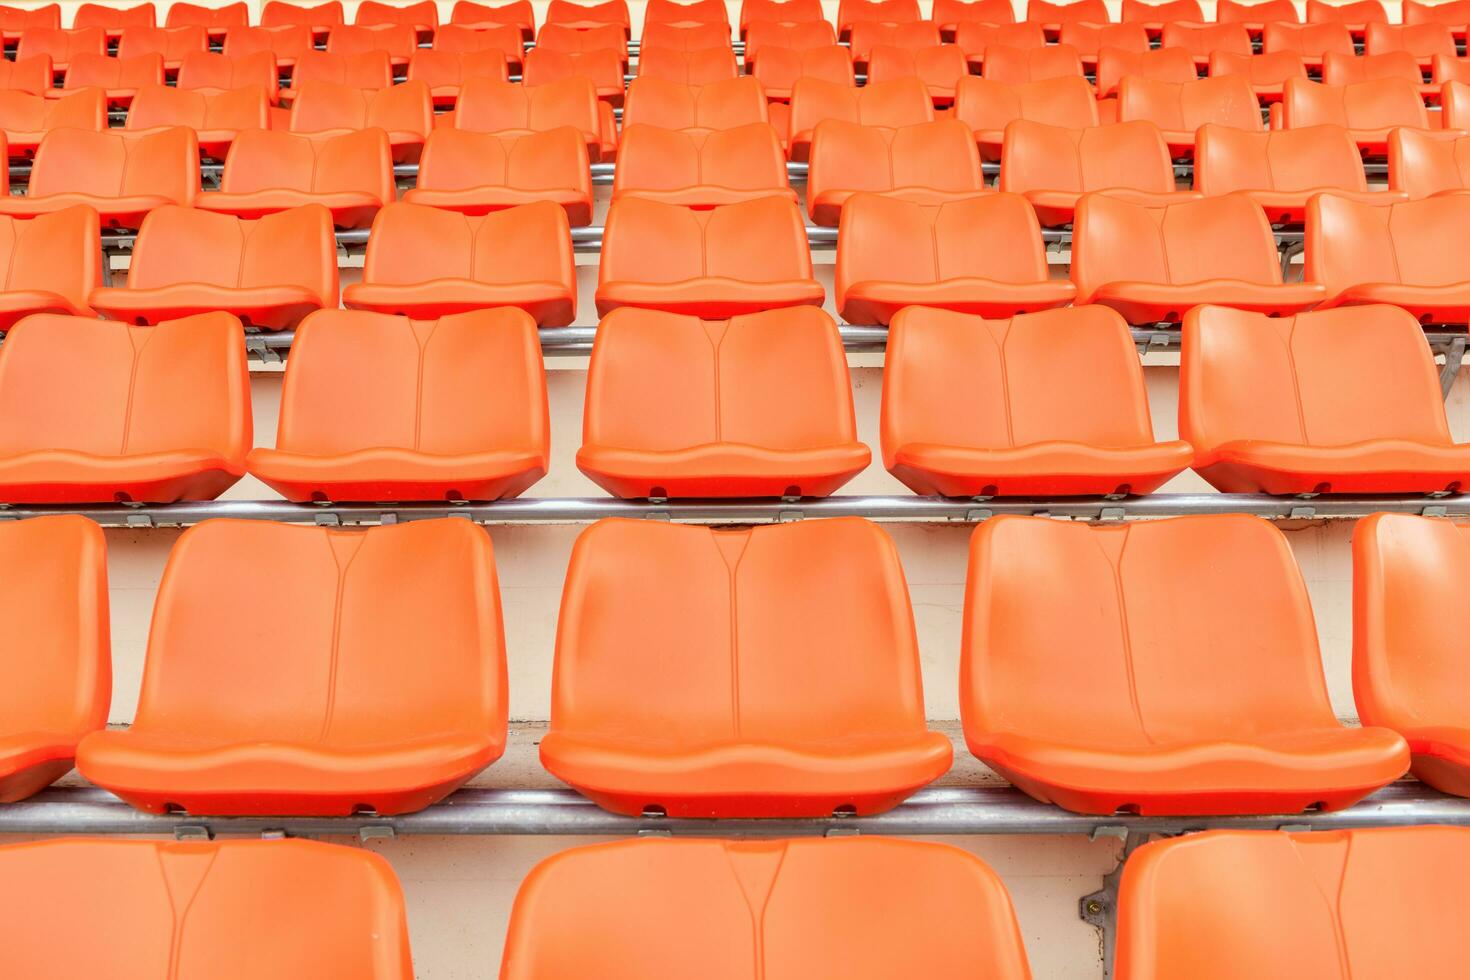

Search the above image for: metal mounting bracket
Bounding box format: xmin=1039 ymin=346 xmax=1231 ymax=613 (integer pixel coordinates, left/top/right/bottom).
xmin=1080 ymin=831 xmax=1151 ymax=980
xmin=1439 ymin=335 xmax=1467 ymax=400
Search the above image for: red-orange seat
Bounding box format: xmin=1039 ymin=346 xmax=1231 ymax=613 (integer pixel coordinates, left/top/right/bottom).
xmin=221 ymin=25 xmax=317 ymax=70
xmin=838 ymin=0 xmax=922 ymax=39
xmin=91 ymin=205 xmax=337 ymax=330
xmin=640 ymin=21 xmax=732 ymax=54
xmin=1306 ymin=192 xmax=1470 ymax=323
xmin=1441 ymin=76 xmax=1470 ymax=127
xmin=344 ymin=200 xmax=577 ymax=326
xmin=546 ymin=0 xmax=630 ymax=34
xmin=0 ymin=55 xmax=52 ymax=96
xmin=1366 ymin=21 xmax=1457 ymax=69
xmin=452 ymin=0 xmax=535 ymax=39
xmin=743 ymin=19 xmax=835 ymax=67
xmin=935 ymin=0 xmax=1015 ymax=35
xmin=807 ymin=118 xmax=984 ymax=226
xmin=74 ymin=1 xmax=154 ymax=38
xmin=847 ymin=19 xmax=940 ymax=67
xmin=786 ymin=76 xmax=933 ymax=160
xmin=1115 ymin=827 xmax=1470 ymax=978
xmin=535 ymin=21 xmax=628 ymax=62
xmin=836 ymin=192 xmax=1076 ymax=324
xmin=882 ymin=305 xmax=1192 ymax=497
xmin=622 ymin=76 xmax=767 ymax=134
xmin=1281 ymin=78 xmax=1433 ymax=156
xmin=963 ymin=513 xmax=1410 ymax=815
xmin=597 ymin=195 xmax=821 ymax=316
xmin=1406 ymin=0 xmax=1470 ymax=32
xmin=0 ymin=838 xmax=413 ymax=977
xmin=262 ymin=0 xmax=345 ymax=36
xmin=740 ymin=0 xmax=825 ymax=36
xmin=289 ymin=79 xmax=433 ymax=162
xmin=545 ymin=517 xmax=951 ymax=817
xmin=289 ymin=50 xmax=394 ymax=91
xmin=1193 ymin=123 xmax=1398 ymax=224
xmin=125 ymin=83 xmax=269 ymax=159
xmin=201 ymin=128 xmax=392 ymax=230
xmin=433 ymin=22 xmax=524 ymax=68
xmin=1218 ymin=0 xmax=1301 ymax=33
xmin=407 ymin=126 xmax=593 ymax=222
xmin=645 ymin=0 xmax=730 ymax=29
xmin=636 ymin=44 xmax=738 ymax=83
xmin=954 ymin=74 xmax=1099 ymax=158
xmin=408 ymin=50 xmax=512 ymax=106
xmin=522 ymin=44 xmax=627 ymax=103
xmin=1264 ymin=21 xmax=1356 ymax=70
xmin=1073 ymin=194 xmax=1326 ymax=322
xmin=177 ymin=50 xmax=280 ymax=102
xmin=1161 ymin=22 xmax=1253 ymax=67
xmin=0 ymin=206 xmax=100 ymax=328
xmin=580 ymin=306 xmax=867 ymax=498
xmin=0 ymin=127 xmax=197 ymax=229
xmin=611 ymin=121 xmax=792 ymax=208
xmin=452 ymin=76 xmax=607 ymax=161
xmin=754 ymin=45 xmax=854 ymax=134
xmin=1123 ymin=0 xmax=1203 ymax=35
xmin=0 ymin=313 xmax=249 ymax=503
xmin=1027 ymin=0 xmax=1110 ymax=38
xmin=77 ymin=518 xmax=508 ymax=817
xmin=117 ymin=24 xmax=207 ymax=71
xmin=0 ymin=516 xmax=107 ymax=801
xmin=165 ymin=1 xmax=249 ymax=34
xmin=355 ymin=0 xmax=438 ymax=32
xmin=1182 ymin=304 xmax=1470 ymax=494
xmin=16 ymin=27 xmax=104 ymax=72
xmin=1389 ymin=127 xmax=1470 ymax=197
xmin=999 ymin=119 xmax=1200 ymax=226
xmin=1118 ymin=74 xmax=1264 ymax=156
xmin=1208 ymin=50 xmax=1309 ymax=102
xmin=249 ymin=308 xmax=548 ymax=503
xmin=1307 ymin=0 xmax=1388 ymax=39
xmin=866 ymin=42 xmax=968 ymax=104
xmin=1322 ymin=50 xmax=1433 ymax=94
xmin=1094 ymin=45 xmax=1197 ymax=101
xmin=954 ymin=20 xmax=1047 ymax=70
xmin=326 ymin=22 xmax=417 ymax=67
xmin=1057 ymin=21 xmax=1148 ymax=68
xmin=980 ymin=42 xmax=1086 ymax=84
xmin=54 ymin=52 xmax=162 ymax=108
xmin=501 ymin=838 xmax=1031 ymax=980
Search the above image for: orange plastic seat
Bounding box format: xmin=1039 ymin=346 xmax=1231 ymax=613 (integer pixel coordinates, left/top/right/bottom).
xmin=125 ymin=83 xmax=269 ymax=159
xmin=1058 ymin=21 xmax=1148 ymax=68
xmin=637 ymin=45 xmax=739 ymax=83
xmin=327 ymin=22 xmax=417 ymax=67
xmin=74 ymin=2 xmax=155 ymax=38
xmin=262 ymin=0 xmax=345 ymax=35
xmin=55 ymin=52 xmax=163 ymax=107
xmin=408 ymin=50 xmax=512 ymax=105
xmin=580 ymin=306 xmax=867 ymax=498
xmin=522 ymin=44 xmax=627 ymax=102
xmin=740 ymin=0 xmax=825 ymax=36
xmin=1308 ymin=0 xmax=1388 ymax=38
xmin=546 ymin=517 xmax=950 ymax=817
xmin=954 ymin=75 xmax=1098 ymax=158
xmin=407 ymin=126 xmax=592 ymax=222
xmin=1123 ymin=0 xmax=1203 ymax=34
xmin=1118 ymin=74 xmax=1264 ymax=156
xmin=1440 ymin=76 xmax=1470 ymax=127
xmin=954 ymin=21 xmax=1047 ymax=70
xmin=1115 ymin=827 xmax=1470 ymax=978
xmin=355 ymin=0 xmax=438 ymax=32
xmin=1027 ymin=0 xmax=1111 ymax=37
xmin=223 ymin=24 xmax=315 ymax=70
xmin=0 ymin=207 xmax=100 ymax=328
xmin=289 ymin=79 xmax=432 ymax=162
xmin=1389 ymin=127 xmax=1470 ymax=198
xmin=847 ymin=19 xmax=940 ymax=66
xmin=980 ymin=42 xmax=1086 ymax=83
xmin=611 ymin=122 xmax=791 ymax=208
xmin=0 ymin=55 xmax=51 ymax=96
xmin=597 ymin=195 xmax=822 ymax=317
xmin=1208 ymin=50 xmax=1308 ymax=102
xmin=866 ymin=43 xmax=968 ymax=104
xmin=290 ymin=50 xmax=395 ymax=91
xmin=1218 ymin=0 xmax=1300 ymax=33
xmin=743 ymin=19 xmax=835 ymax=67
xmin=1322 ymin=50 xmax=1432 ymax=94
xmin=837 ymin=192 xmax=1075 ymax=324
xmin=882 ymin=305 xmax=1192 ymax=497
xmin=1000 ymin=119 xmax=1200 ymax=226
xmin=0 ymin=313 xmax=249 ymax=503
xmin=646 ymin=0 xmax=730 ymax=29
xmin=452 ymin=0 xmax=535 ymax=38
xmin=200 ymin=128 xmax=391 ymax=230
xmin=16 ymin=26 xmax=104 ymax=72
xmin=1366 ymin=21 xmax=1457 ymax=69
xmin=502 ymin=838 xmax=1031 ymax=980
xmin=0 ymin=516 xmax=107 ymax=801
xmin=546 ymin=0 xmax=630 ymax=34
xmin=77 ymin=518 xmax=508 ymax=817
xmin=344 ymin=200 xmax=577 ymax=325
xmin=177 ymin=50 xmax=280 ymax=102
xmin=1306 ymin=192 xmax=1470 ymax=323
xmin=1280 ymin=77 xmax=1433 ymax=156
xmin=1407 ymin=0 xmax=1470 ymax=30
xmin=1161 ymin=23 xmax=1253 ymax=67
xmin=752 ymin=43 xmax=854 ymax=106
xmin=117 ymin=25 xmax=207 ymax=71
xmin=433 ymin=22 xmax=524 ymax=66
xmin=963 ymin=513 xmax=1410 ymax=815
xmin=452 ymin=76 xmax=606 ymax=161
xmin=535 ymin=21 xmax=628 ymax=61
xmin=807 ymin=118 xmax=983 ymax=226
xmin=935 ymin=0 xmax=1015 ymax=35
xmin=787 ymin=75 xmax=934 ymax=160
xmin=165 ymin=1 xmax=249 ymax=34
xmin=1264 ymin=21 xmax=1356 ymax=70
xmin=1194 ymin=124 xmax=1396 ymax=224
xmin=622 ymin=76 xmax=767 ymax=134
xmin=0 ymin=127 xmax=197 ymax=229
xmin=838 ymin=0 xmax=922 ymax=39
xmin=1094 ymin=45 xmax=1197 ymax=100
xmin=0 ymin=838 xmax=413 ymax=977
xmin=249 ymin=307 xmax=548 ymax=503
xmin=640 ymin=22 xmax=732 ymax=54
xmin=1073 ymin=194 xmax=1326 ymax=322
xmin=90 ymin=205 xmax=336 ymax=330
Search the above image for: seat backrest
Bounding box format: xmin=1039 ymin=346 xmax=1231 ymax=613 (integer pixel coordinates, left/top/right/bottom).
xmin=220 ymin=25 xmax=315 ymax=64
xmin=1208 ymin=50 xmax=1308 ymax=88
xmin=0 ymin=207 xmax=101 ymax=311
xmin=934 ymin=0 xmax=1016 ymax=26
xmin=981 ymin=41 xmax=1084 ymax=82
xmin=646 ymin=0 xmax=730 ymax=27
xmin=848 ymin=19 xmax=941 ymax=61
xmin=838 ymin=0 xmax=923 ymax=32
xmin=1307 ymin=0 xmax=1389 ymax=25
xmin=521 ymin=45 xmax=626 ymax=94
xmin=327 ymin=22 xmax=418 ymax=59
xmin=0 ymin=54 xmax=52 ymax=96
xmin=1123 ymin=0 xmax=1203 ymax=20
xmin=1306 ymin=192 xmax=1470 ymax=291
xmin=418 ymin=125 xmax=590 ymax=196
xmin=1095 ymin=45 xmax=1196 ymax=98
xmin=1027 ymin=0 xmax=1111 ymax=26
xmin=1000 ymin=118 xmax=1176 ymax=195
xmin=1118 ymin=74 xmax=1264 ymax=133
xmin=1057 ymin=21 xmax=1149 ymax=57
xmin=117 ymin=24 xmax=206 ymax=61
xmin=1194 ymin=123 xmax=1368 ymax=194
xmin=535 ymin=22 xmax=627 ymax=56
xmin=744 ymin=19 xmax=836 ymax=63
xmin=291 ymin=49 xmax=394 ymax=89
xmin=809 ymin=118 xmax=983 ymax=199
xmin=622 ymin=76 xmax=767 ymax=131
xmin=1218 ymin=0 xmax=1300 ymax=23
xmin=165 ymin=1 xmax=249 ymax=28
xmin=62 ymin=51 xmax=163 ymax=92
xmin=1264 ymin=21 xmax=1356 ymax=58
xmin=1406 ymin=0 xmax=1470 ymax=23
xmin=640 ymin=21 xmax=733 ymax=52
xmin=599 ymin=195 xmax=814 ymax=286
xmin=1161 ymin=22 xmax=1253 ymax=59
xmin=1322 ymin=49 xmax=1425 ymax=85
xmin=408 ymin=49 xmax=512 ymax=89
xmin=637 ymin=45 xmax=739 ymax=83
xmin=290 ymin=79 xmax=431 ymax=135
xmin=75 ymin=2 xmax=156 ymax=31
xmin=1437 ymin=77 xmax=1470 ymax=129
xmin=450 ymin=0 xmax=534 ymax=35
xmin=1388 ymin=127 xmax=1470 ymax=198
xmin=361 ymin=200 xmax=575 ymax=290
xmin=752 ymin=43 xmax=855 ymax=93
xmin=177 ymin=50 xmax=279 ymax=99
xmin=0 ymin=3 xmax=58 ymax=32
xmin=30 ymin=126 xmax=198 ymax=206
xmin=613 ymin=122 xmax=787 ymax=198
xmin=126 ymin=83 xmax=270 ymax=132
xmin=355 ymin=0 xmax=438 ymax=27
xmin=261 ymin=0 xmax=345 ymax=29
xmin=0 ymin=88 xmax=100 ymax=135
xmin=1366 ymin=21 xmax=1457 ymax=58
xmin=956 ymin=20 xmax=1047 ymax=59
xmin=453 ymin=76 xmax=601 ymax=139
xmin=740 ymin=0 xmax=825 ymax=33
xmin=221 ymin=127 xmax=393 ymax=200
xmin=788 ymin=76 xmax=935 ymax=156
xmin=432 ymin=22 xmax=523 ymax=58
xmin=545 ymin=0 xmax=630 ymax=31
xmin=867 ymin=42 xmax=968 ymax=91
xmin=1283 ymin=77 xmax=1431 ymax=130
xmin=17 ymin=26 xmax=105 ymax=63
xmin=963 ymin=514 xmax=1337 ymax=748
xmin=954 ymin=74 xmax=1100 ymax=132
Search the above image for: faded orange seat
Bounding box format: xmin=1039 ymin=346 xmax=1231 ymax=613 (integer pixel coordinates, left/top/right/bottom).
xmin=0 ymin=207 xmax=100 ymax=328
xmin=622 ymin=75 xmax=767 ymax=134
xmin=536 ymin=21 xmax=628 ymax=61
xmin=999 ymin=119 xmax=1200 ymax=227
xmin=954 ymin=21 xmax=1046 ymax=70
xmin=1389 ymin=127 xmax=1470 ymax=198
xmin=0 ymin=838 xmax=413 ymax=978
xmin=1161 ymin=22 xmax=1253 ymax=67
xmin=165 ymin=1 xmax=249 ymax=35
xmin=223 ymin=24 xmax=314 ymax=68
xmin=882 ymin=305 xmax=1192 ymax=497
xmin=433 ymin=22 xmax=524 ymax=64
xmin=935 ymin=0 xmax=1015 ymax=35
xmin=452 ymin=0 xmax=535 ymax=39
xmin=1308 ymin=0 xmax=1388 ymax=38
xmin=16 ymin=27 xmax=105 ymax=72
xmin=754 ymin=46 xmax=853 ymax=137
xmin=838 ymin=0 xmax=922 ymax=38
xmin=356 ymin=0 xmax=438 ymax=32
xmin=125 ymin=84 xmax=269 ymax=159
xmin=954 ymin=74 xmax=1098 ymax=158
xmin=407 ymin=126 xmax=592 ymax=222
xmin=327 ymin=23 xmax=417 ymax=66
xmin=502 ymin=838 xmax=1030 ymax=980
xmin=408 ymin=50 xmax=511 ymax=106
xmin=0 ymin=54 xmax=52 ymax=96
xmin=1027 ymin=0 xmax=1110 ymax=38
xmin=90 ymin=205 xmax=336 ymax=330
xmin=249 ymin=308 xmax=549 ymax=503
xmin=74 ymin=2 xmax=155 ymax=38
xmin=1218 ymin=0 xmax=1300 ymax=33
xmin=545 ymin=517 xmax=951 ymax=817
xmin=56 ymin=52 xmax=163 ymax=107
xmin=262 ymin=1 xmax=344 ymax=34
xmin=646 ymin=0 xmax=730 ymax=29
xmin=289 ymin=79 xmax=433 ymax=162
xmin=865 ymin=44 xmax=969 ymax=104
xmin=343 ymin=200 xmax=577 ymax=326
xmin=1323 ymin=50 xmax=1434 ymax=93
xmin=0 ymin=3 xmax=57 ymax=44
xmin=1057 ymin=21 xmax=1148 ymax=68
xmin=579 ymin=306 xmax=868 ymax=498
xmin=0 ymin=313 xmax=249 ymax=503
xmin=980 ymin=42 xmax=1086 ymax=83
xmin=741 ymin=0 xmax=825 ymax=36
xmin=0 ymin=516 xmax=107 ymax=802
xmin=452 ymin=76 xmax=607 ymax=161
xmin=597 ymin=195 xmax=823 ymax=317
xmin=1183 ymin=305 xmax=1470 ymax=494
xmin=1115 ymin=827 xmax=1470 ymax=979
xmin=1280 ymin=77 xmax=1432 ymax=155
xmin=847 ymin=19 xmax=939 ymax=67
xmin=1366 ymin=21 xmax=1457 ymax=68
xmin=1123 ymin=0 xmax=1203 ymax=34
xmin=743 ymin=19 xmax=835 ymax=67
xmin=807 ymin=118 xmax=983 ymax=226
xmin=0 ymin=127 xmax=197 ymax=229
xmin=1208 ymin=50 xmax=1308 ymax=102
xmin=640 ymin=21 xmax=732 ymax=54
xmin=787 ymin=76 xmax=933 ymax=160
xmin=77 ymin=518 xmax=509 ymax=817
xmin=200 ymin=128 xmax=393 ymax=230
xmin=1118 ymin=74 xmax=1264 ymax=156
xmin=635 ymin=45 xmax=737 ymax=83
xmin=1193 ymin=124 xmax=1398 ymax=224
xmin=1306 ymin=192 xmax=1470 ymax=323
xmin=117 ymin=24 xmax=206 ymax=71
xmin=176 ymin=50 xmax=280 ymax=102
xmin=1094 ymin=46 xmax=1197 ymax=101
xmin=290 ymin=49 xmax=394 ymax=91
xmin=546 ymin=0 xmax=630 ymax=34
xmin=522 ymin=44 xmax=627 ymax=103
xmin=611 ymin=122 xmax=792 ymax=208
xmin=963 ymin=514 xmax=1410 ymax=815
xmin=837 ymin=192 xmax=1075 ymax=323
xmin=1407 ymin=0 xmax=1470 ymax=32
xmin=1441 ymin=76 xmax=1470 ymax=128
xmin=1264 ymin=21 xmax=1356 ymax=70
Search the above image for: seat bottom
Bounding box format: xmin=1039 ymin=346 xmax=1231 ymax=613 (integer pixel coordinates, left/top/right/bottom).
xmin=839 ymin=279 xmax=1078 ymax=326
xmin=343 ymin=281 xmax=577 ymax=328
xmin=1395 ymin=727 xmax=1470 ymax=798
xmin=1088 ymin=280 xmax=1328 ymax=324
xmin=90 ymin=284 xmax=326 ymax=331
xmin=889 ymin=440 xmax=1194 ymax=497
xmin=577 ymin=442 xmax=872 ymax=499
xmin=595 ymin=278 xmax=826 ymax=319
xmin=0 ymin=733 xmax=82 ymax=803
xmin=1321 ymin=283 xmax=1470 ymax=325
xmin=1195 ymin=440 xmax=1470 ymax=495
xmin=0 ymin=451 xmax=244 ymax=504
xmin=246 ymin=447 xmax=548 ymax=503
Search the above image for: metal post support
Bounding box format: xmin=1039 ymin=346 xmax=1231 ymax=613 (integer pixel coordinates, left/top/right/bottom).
xmin=1080 ymin=830 xmax=1151 ymax=980
xmin=1441 ymin=335 xmax=1468 ymax=399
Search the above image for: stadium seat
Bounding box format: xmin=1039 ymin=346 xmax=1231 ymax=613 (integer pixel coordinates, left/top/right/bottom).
xmin=522 ymin=45 xmax=627 ymax=103
xmin=1264 ymin=22 xmax=1356 ymax=70
xmin=1208 ymin=50 xmax=1309 ymax=102
xmin=0 ymin=838 xmax=413 ymax=977
xmin=1431 ymin=52 xmax=1470 ymax=85
xmin=1123 ymin=0 xmax=1204 ymax=35
xmin=640 ymin=22 xmax=732 ymax=53
xmin=962 ymin=513 xmax=1410 ymax=815
xmin=545 ymin=517 xmax=950 ymax=817
xmin=740 ymin=0 xmax=825 ymax=36
xmin=637 ymin=45 xmax=739 ymax=83
xmin=0 ymin=4 xmax=57 ymax=44
xmin=535 ymin=22 xmax=628 ymax=63
xmin=0 ymin=516 xmax=107 ymax=801
xmin=409 ymin=50 xmax=512 ymax=105
xmin=165 ymin=1 xmax=249 ymax=35
xmin=1440 ymin=77 xmax=1470 ymax=128
xmin=622 ymin=76 xmax=767 ymax=134
xmin=343 ymin=201 xmax=577 ymax=326
xmin=836 ymin=192 xmax=1075 ymax=324
xmin=1307 ymin=0 xmax=1389 ymax=39
xmin=200 ymin=128 xmax=392 ymax=230
xmin=452 ymin=76 xmax=607 ymax=161
xmin=407 ymin=126 xmax=593 ymax=223
xmin=0 ymin=127 xmax=197 ymax=229
xmin=16 ymin=27 xmax=105 ymax=71
xmin=0 ymin=313 xmax=249 ymax=503
xmin=999 ymin=119 xmax=1199 ymax=226
xmin=753 ymin=44 xmax=854 ymax=117
xmin=1094 ymin=46 xmax=1197 ymax=101
xmin=1218 ymin=0 xmax=1300 ymax=33
xmin=645 ymin=0 xmax=730 ymax=29
xmin=433 ymin=22 xmax=524 ymax=67
xmin=77 ymin=518 xmax=509 ymax=817
xmin=117 ymin=25 xmax=207 ymax=71
xmin=0 ymin=55 xmax=51 ymax=96
xmin=125 ymin=84 xmax=269 ymax=160
xmin=0 ymin=207 xmax=100 ymax=327
xmin=1058 ymin=22 xmax=1149 ymax=69
xmin=597 ymin=196 xmax=822 ymax=316
xmin=1115 ymin=827 xmax=1470 ymax=978
xmin=249 ymin=308 xmax=549 ymax=503
xmin=1193 ymin=124 xmax=1397 ymax=224
xmin=90 ymin=205 xmax=336 ymax=330
xmin=355 ymin=0 xmax=438 ymax=33
xmin=1182 ymin=304 xmax=1470 ymax=495
xmin=545 ymin=0 xmax=630 ymax=34
xmin=1281 ymin=78 xmax=1434 ymax=156
xmin=847 ymin=19 xmax=940 ymax=67
xmin=177 ymin=51 xmax=280 ymax=102
xmin=866 ymin=43 xmax=968 ymax=104
xmin=954 ymin=75 xmax=1099 ymax=158
xmin=1072 ymin=194 xmax=1327 ymax=322
xmin=743 ymin=19 xmax=836 ymax=67
xmin=501 ymin=837 xmax=1031 ymax=980
xmin=1305 ymin=192 xmax=1470 ymax=323
xmin=1389 ymin=127 xmax=1470 ymax=198
xmin=55 ymin=52 xmax=163 ymax=107
xmin=289 ymin=79 xmax=432 ymax=162
xmin=807 ymin=119 xmax=982 ymax=226
xmin=262 ymin=0 xmax=345 ymax=36
xmin=1118 ymin=75 xmax=1264 ymax=156
xmin=1406 ymin=0 xmax=1470 ymax=31
xmin=222 ymin=25 xmax=315 ymax=70
xmin=452 ymin=0 xmax=536 ymax=39
xmin=1366 ymin=21 xmax=1457 ymax=69
xmin=788 ymin=77 xmax=934 ymax=161
xmin=935 ymin=0 xmax=1015 ymax=36
xmin=954 ymin=21 xmax=1047 ymax=70
xmin=74 ymin=2 xmax=155 ymax=38
xmin=611 ymin=122 xmax=792 ymax=208
xmin=1162 ymin=23 xmax=1254 ymax=68
xmin=1027 ymin=0 xmax=1111 ymax=38
xmin=327 ymin=23 xmax=417 ymax=67
xmin=580 ymin=306 xmax=867 ymax=498
xmin=881 ymin=305 xmax=1192 ymax=497
xmin=838 ymin=0 xmax=922 ymax=39
xmin=1 ymin=89 xmax=105 ymax=158
xmin=980 ymin=42 xmax=1086 ymax=84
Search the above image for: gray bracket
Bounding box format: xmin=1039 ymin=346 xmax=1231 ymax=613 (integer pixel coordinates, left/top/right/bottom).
xmin=358 ymin=825 xmax=395 ymax=843
xmin=1080 ymin=830 xmax=1151 ymax=980
xmin=172 ymin=824 xmax=213 ymax=842
xmin=1440 ymin=335 xmax=1468 ymax=400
